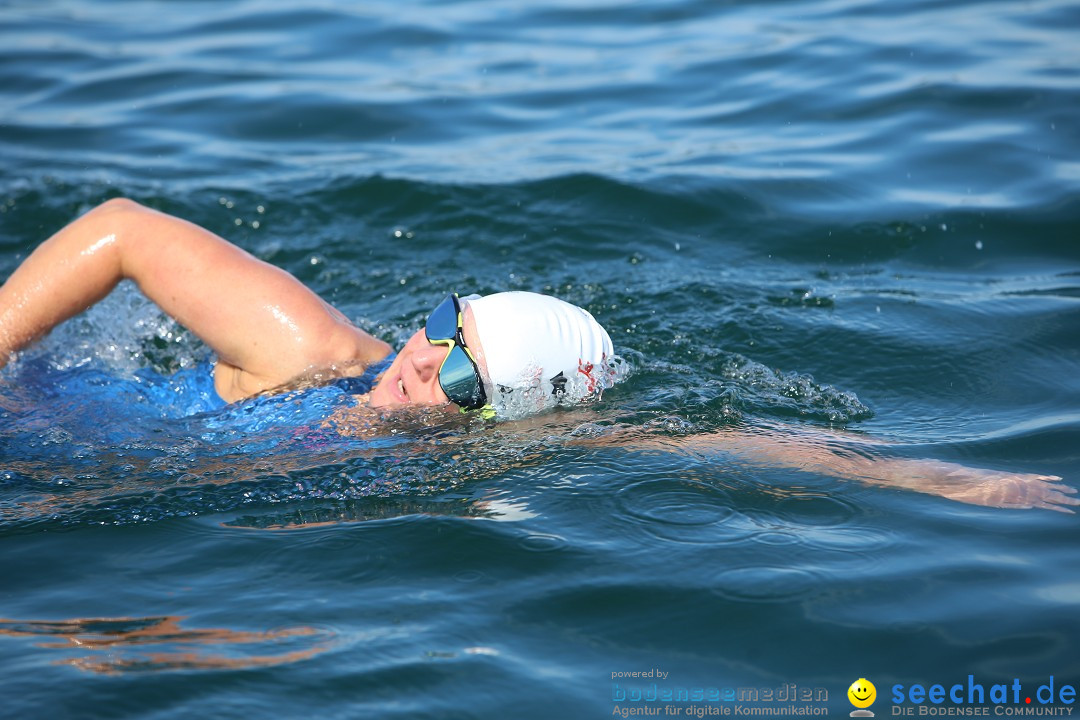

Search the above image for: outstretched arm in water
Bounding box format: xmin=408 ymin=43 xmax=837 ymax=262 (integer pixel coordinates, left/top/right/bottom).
xmin=573 ymin=421 xmax=1078 ymax=512
xmin=0 ymin=199 xmax=389 ymax=401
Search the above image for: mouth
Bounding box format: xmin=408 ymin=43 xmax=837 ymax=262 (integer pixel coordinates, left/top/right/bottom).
xmin=853 ymin=693 xmax=870 ymax=701
xmin=394 ymin=375 xmax=409 ymax=402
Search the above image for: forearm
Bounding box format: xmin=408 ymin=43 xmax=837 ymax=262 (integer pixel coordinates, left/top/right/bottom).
xmin=697 ymin=426 xmax=1075 ymax=510
xmin=0 ymin=199 xmax=131 ymax=366
xmin=831 ymin=453 xmax=1075 ymax=511
xmin=577 ymin=422 xmax=1076 ymax=512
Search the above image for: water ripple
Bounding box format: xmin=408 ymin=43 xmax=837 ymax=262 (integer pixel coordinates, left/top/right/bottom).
xmin=518 ymin=532 xmax=569 ymax=553
xmin=614 ymin=478 xmax=757 ymax=545
xmin=773 ymin=493 xmax=859 ymax=526
xmin=711 ymin=566 xmax=825 ymax=603
xmin=616 ymin=478 xmax=736 ymax=526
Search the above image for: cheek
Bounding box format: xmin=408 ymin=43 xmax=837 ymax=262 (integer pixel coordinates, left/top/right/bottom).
xmin=372 ymin=353 xmax=406 ymax=392
xmin=371 ymin=373 xmax=389 ymax=394
xmin=393 ymin=334 xmax=426 ymax=369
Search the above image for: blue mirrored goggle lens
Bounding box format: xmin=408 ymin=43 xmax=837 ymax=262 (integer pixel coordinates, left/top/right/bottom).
xmin=439 ymin=344 xmax=485 ymax=409
xmin=424 ymin=294 xmax=487 ymax=409
xmin=425 ymin=295 xmax=458 ymax=343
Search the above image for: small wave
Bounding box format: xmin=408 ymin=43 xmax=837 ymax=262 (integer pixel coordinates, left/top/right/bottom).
xmin=719 ymin=354 xmax=873 ymax=424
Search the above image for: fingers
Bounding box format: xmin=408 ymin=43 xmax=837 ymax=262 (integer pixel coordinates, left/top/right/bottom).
xmin=1048 ymin=493 xmax=1080 ymax=508
xmin=1036 ymin=501 xmax=1076 ymax=514
xmin=1030 ymin=477 xmax=1078 ymax=512
xmin=992 ymin=475 xmax=1077 ymax=512
xmin=934 ymin=467 xmax=1075 ymax=512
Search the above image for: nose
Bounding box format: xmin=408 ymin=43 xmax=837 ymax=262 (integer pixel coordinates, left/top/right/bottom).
xmin=411 ymin=341 xmax=449 ymax=382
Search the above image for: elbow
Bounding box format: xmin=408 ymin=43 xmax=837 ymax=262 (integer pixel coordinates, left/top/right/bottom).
xmin=94 ymin=197 xmax=144 ymax=217
xmin=84 ymin=198 xmax=148 ymax=279
xmin=84 ymin=198 xmax=147 ymax=230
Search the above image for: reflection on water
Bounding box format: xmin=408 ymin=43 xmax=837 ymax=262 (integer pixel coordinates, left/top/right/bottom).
xmin=0 ymin=615 xmax=334 ymax=674
xmin=223 ymin=494 xmax=500 ymax=530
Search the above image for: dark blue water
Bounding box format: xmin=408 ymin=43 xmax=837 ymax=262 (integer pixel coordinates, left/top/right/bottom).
xmin=2 ymin=0 xmax=1079 ymax=717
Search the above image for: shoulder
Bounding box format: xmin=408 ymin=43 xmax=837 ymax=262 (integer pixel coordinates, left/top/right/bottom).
xmin=318 ymin=319 xmax=393 ymax=375
xmin=214 ymin=324 xmax=392 ymax=403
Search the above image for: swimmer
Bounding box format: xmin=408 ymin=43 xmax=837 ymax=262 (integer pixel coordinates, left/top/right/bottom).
xmin=1 ymin=199 xmax=1076 ymax=513
xmin=0 ymin=198 xmax=613 ymax=413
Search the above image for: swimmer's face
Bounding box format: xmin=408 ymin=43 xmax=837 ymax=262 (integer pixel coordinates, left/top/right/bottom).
xmin=368 ymin=305 xmax=489 ymax=409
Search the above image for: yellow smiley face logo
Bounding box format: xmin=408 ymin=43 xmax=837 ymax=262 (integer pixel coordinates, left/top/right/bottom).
xmin=848 ymin=678 xmax=876 ymax=709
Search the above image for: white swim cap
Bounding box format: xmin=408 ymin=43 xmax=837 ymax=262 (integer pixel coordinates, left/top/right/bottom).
xmin=463 ymin=291 xmax=617 ymax=416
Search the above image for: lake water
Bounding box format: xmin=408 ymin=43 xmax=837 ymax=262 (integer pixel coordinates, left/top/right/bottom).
xmin=1 ymin=0 xmax=1079 ymax=717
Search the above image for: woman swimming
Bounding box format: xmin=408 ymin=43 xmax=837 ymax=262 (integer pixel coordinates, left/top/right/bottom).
xmin=0 ymin=198 xmax=613 ymax=412
xmin=1 ymin=199 xmax=1076 ymax=512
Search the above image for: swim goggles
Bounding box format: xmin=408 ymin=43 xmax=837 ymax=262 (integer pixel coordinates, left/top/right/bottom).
xmin=425 ymin=293 xmax=489 ymax=411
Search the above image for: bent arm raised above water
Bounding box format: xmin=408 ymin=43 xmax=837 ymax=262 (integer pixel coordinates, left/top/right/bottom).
xmin=576 ymin=421 xmax=1078 ymax=512
xmin=0 ymin=198 xmax=390 ymax=399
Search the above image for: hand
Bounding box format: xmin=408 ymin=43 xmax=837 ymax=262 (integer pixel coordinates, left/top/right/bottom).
xmin=937 ymin=468 xmax=1079 ymax=513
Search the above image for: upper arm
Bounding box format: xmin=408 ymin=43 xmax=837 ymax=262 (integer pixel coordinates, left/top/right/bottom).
xmin=112 ymin=200 xmax=390 ymax=387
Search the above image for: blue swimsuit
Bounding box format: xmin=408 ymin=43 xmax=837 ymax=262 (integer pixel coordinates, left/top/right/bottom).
xmin=0 ymin=353 xmax=396 ymax=447
xmin=142 ymin=355 xmax=395 ymax=419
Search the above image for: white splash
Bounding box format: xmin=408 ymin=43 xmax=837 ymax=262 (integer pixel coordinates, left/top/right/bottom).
xmin=490 ymin=354 xmax=631 ymax=421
